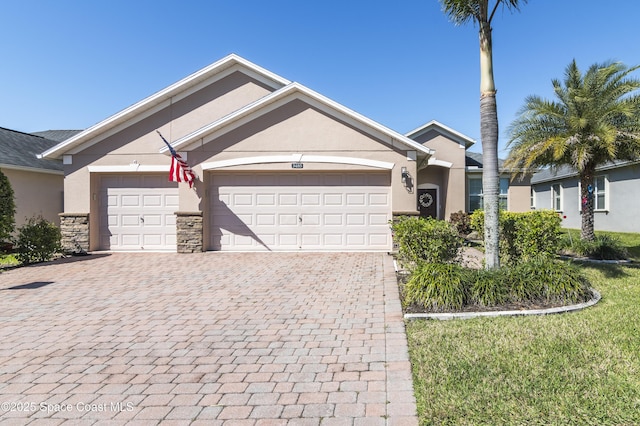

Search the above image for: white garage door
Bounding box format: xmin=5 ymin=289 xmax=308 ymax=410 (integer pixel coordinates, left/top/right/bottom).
xmin=210 ymin=172 xmax=392 ymax=251
xmin=99 ymin=175 xmax=179 ymax=251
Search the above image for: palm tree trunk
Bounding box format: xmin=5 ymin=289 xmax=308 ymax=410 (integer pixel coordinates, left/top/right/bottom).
xmin=580 ymin=167 xmax=596 ymax=241
xmin=479 ymin=20 xmax=500 ymax=269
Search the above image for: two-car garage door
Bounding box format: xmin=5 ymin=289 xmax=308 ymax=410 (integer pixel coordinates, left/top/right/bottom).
xmin=210 ymin=172 xmax=392 ymax=251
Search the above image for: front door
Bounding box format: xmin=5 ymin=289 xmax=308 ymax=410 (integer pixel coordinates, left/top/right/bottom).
xmin=418 ymin=188 xmax=437 ymax=218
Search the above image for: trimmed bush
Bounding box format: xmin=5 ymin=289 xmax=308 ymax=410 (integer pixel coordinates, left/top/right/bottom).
xmin=403 ymin=262 xmax=468 ymax=311
xmin=470 ymin=210 xmax=561 ymax=265
xmin=15 ymin=216 xmax=62 ymax=264
xmin=391 ymin=216 xmax=462 ymax=269
xmin=0 ymin=170 xmax=16 ymax=243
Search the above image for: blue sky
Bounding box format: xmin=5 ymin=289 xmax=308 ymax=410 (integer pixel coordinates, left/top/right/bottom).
xmin=2 ymin=0 xmax=639 ymax=155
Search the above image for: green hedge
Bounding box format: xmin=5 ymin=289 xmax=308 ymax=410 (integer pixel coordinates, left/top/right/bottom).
xmin=391 ymin=216 xmax=462 ymax=269
xmin=470 ymin=210 xmax=561 ymax=265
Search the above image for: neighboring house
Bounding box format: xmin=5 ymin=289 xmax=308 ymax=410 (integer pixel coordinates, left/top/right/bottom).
xmin=40 ymin=54 xmax=530 ymax=253
xmin=406 ymin=122 xmax=532 ymax=220
xmin=531 ymin=161 xmax=640 ymax=233
xmin=0 ymin=127 xmax=65 ymax=227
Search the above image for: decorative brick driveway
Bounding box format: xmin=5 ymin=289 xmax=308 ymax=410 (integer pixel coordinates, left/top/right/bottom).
xmin=0 ymin=252 xmax=417 ymax=425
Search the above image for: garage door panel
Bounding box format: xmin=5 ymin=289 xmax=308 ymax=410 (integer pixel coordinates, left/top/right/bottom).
xmin=210 ymin=172 xmax=391 ymax=251
xmin=99 ymin=175 xmax=177 ymax=251
xmin=369 ymin=214 xmax=388 ymax=225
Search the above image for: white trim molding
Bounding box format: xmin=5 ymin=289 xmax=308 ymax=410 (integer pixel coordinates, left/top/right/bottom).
xmin=427 ymin=158 xmax=453 ymax=168
xmin=87 ymin=164 xmax=171 ymax=173
xmin=201 ymin=154 xmax=394 ymax=170
xmin=0 ymin=164 xmax=64 ymax=176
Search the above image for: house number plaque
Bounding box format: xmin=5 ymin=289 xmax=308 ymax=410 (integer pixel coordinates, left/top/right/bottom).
xmin=291 ymin=163 xmax=304 ymax=169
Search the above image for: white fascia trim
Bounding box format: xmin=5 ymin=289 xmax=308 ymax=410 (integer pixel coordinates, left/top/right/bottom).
xmin=405 ymin=119 xmax=476 ymax=148
xmin=427 ymin=158 xmax=454 ymax=168
xmin=40 ymin=54 xmax=291 ymax=159
xmin=202 ymin=154 xmax=394 ymax=170
xmin=87 ymin=165 xmax=171 ymax=173
xmin=0 ymin=164 xmax=64 ymax=175
xmin=168 ymin=82 xmax=434 ymax=157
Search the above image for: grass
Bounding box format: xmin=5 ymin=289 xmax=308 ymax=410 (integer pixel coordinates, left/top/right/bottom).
xmin=0 ymin=253 xmax=18 ymax=268
xmin=406 ymin=244 xmax=640 ymax=425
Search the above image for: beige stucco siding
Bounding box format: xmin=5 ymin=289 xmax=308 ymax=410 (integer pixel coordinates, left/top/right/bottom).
xmin=2 ymin=168 xmax=63 ymax=227
xmin=63 ymin=73 xmax=274 ymax=213
xmin=184 ymin=99 xmax=417 ymax=213
xmin=508 ymin=175 xmax=532 ymax=212
xmin=414 ymin=131 xmax=468 ymax=219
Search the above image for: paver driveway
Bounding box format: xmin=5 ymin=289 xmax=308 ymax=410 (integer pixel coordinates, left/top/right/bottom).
xmin=0 ymin=252 xmax=417 ymax=425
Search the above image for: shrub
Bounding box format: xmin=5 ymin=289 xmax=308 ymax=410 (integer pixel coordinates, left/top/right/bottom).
xmin=391 ymin=216 xmax=462 ymax=269
xmin=403 ymin=262 xmax=468 ymax=311
xmin=403 ymin=256 xmax=592 ymax=312
xmin=15 ymin=216 xmax=62 ymax=264
xmin=470 ymin=210 xmax=561 ymax=265
xmin=0 ymin=170 xmax=16 ymax=243
xmin=561 ymin=233 xmax=629 ymax=260
xmin=470 ymin=268 xmax=510 ymax=306
xmin=449 ymin=210 xmax=473 ymax=236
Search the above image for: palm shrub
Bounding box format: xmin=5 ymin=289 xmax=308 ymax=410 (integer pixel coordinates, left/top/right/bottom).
xmin=15 ymin=215 xmax=62 ymax=264
xmin=506 ymin=60 xmax=640 ymax=241
xmin=391 ymin=216 xmax=462 ymax=269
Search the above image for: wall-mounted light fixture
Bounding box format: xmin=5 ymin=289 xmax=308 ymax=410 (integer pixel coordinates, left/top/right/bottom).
xmin=401 ymin=167 xmax=408 ymax=183
xmin=401 ymin=167 xmax=413 ymax=192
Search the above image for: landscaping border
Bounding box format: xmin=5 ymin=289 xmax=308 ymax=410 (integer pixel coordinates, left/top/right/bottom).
xmin=404 ymin=288 xmax=601 ymax=321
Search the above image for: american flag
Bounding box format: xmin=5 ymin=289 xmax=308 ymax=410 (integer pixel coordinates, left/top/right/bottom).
xmin=156 ymin=131 xmax=196 ymax=188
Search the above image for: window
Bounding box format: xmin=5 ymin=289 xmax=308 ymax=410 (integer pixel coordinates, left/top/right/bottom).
xmin=468 ymin=177 xmax=509 ymax=212
xmin=579 ymin=175 xmax=608 ymax=211
xmin=530 ymin=187 xmax=536 ymax=209
xmin=595 ymin=175 xmax=607 ymax=210
xmin=468 ymin=177 xmax=483 ymax=212
xmin=499 ymin=178 xmax=509 ymax=210
xmin=552 ymin=184 xmax=562 ymax=211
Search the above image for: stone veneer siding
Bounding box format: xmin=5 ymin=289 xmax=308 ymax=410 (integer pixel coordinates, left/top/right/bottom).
xmin=59 ymin=213 xmax=90 ymax=254
xmin=176 ymin=211 xmax=203 ymax=253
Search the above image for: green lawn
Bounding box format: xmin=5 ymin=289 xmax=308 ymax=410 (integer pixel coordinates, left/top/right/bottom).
xmin=407 ymin=243 xmax=640 ymax=425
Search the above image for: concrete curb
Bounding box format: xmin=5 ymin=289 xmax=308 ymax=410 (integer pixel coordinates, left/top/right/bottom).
xmin=405 ymin=288 xmax=601 ymax=321
xmin=559 ymin=255 xmax=633 ymax=265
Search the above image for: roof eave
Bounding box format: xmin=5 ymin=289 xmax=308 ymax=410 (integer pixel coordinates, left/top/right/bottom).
xmin=405 ymin=119 xmax=476 ymax=148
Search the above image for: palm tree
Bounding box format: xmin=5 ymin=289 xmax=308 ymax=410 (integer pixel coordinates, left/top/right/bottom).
xmin=506 ymin=60 xmax=640 ymax=241
xmin=440 ymin=0 xmax=527 ymax=269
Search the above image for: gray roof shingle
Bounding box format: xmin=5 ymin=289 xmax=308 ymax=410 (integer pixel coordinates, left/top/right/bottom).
xmin=530 ymin=160 xmax=640 ymax=184
xmin=0 ymin=127 xmax=63 ymax=172
xmin=31 ymin=129 xmax=82 ymax=143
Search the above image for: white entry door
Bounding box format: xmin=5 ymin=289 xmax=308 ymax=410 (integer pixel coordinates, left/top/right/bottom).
xmin=99 ymin=175 xmax=179 ymax=251
xmin=210 ymin=172 xmax=392 ymax=251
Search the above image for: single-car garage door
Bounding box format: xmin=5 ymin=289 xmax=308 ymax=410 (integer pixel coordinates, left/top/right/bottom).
xmin=210 ymin=172 xmax=392 ymax=251
xmin=99 ymin=175 xmax=179 ymax=251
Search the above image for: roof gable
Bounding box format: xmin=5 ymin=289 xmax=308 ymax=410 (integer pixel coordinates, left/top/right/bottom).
xmin=165 ymin=82 xmax=434 ymax=157
xmin=406 ymin=120 xmax=476 ymax=148
xmin=40 ymin=54 xmax=290 ymax=159
xmin=0 ymin=127 xmax=62 ymax=172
